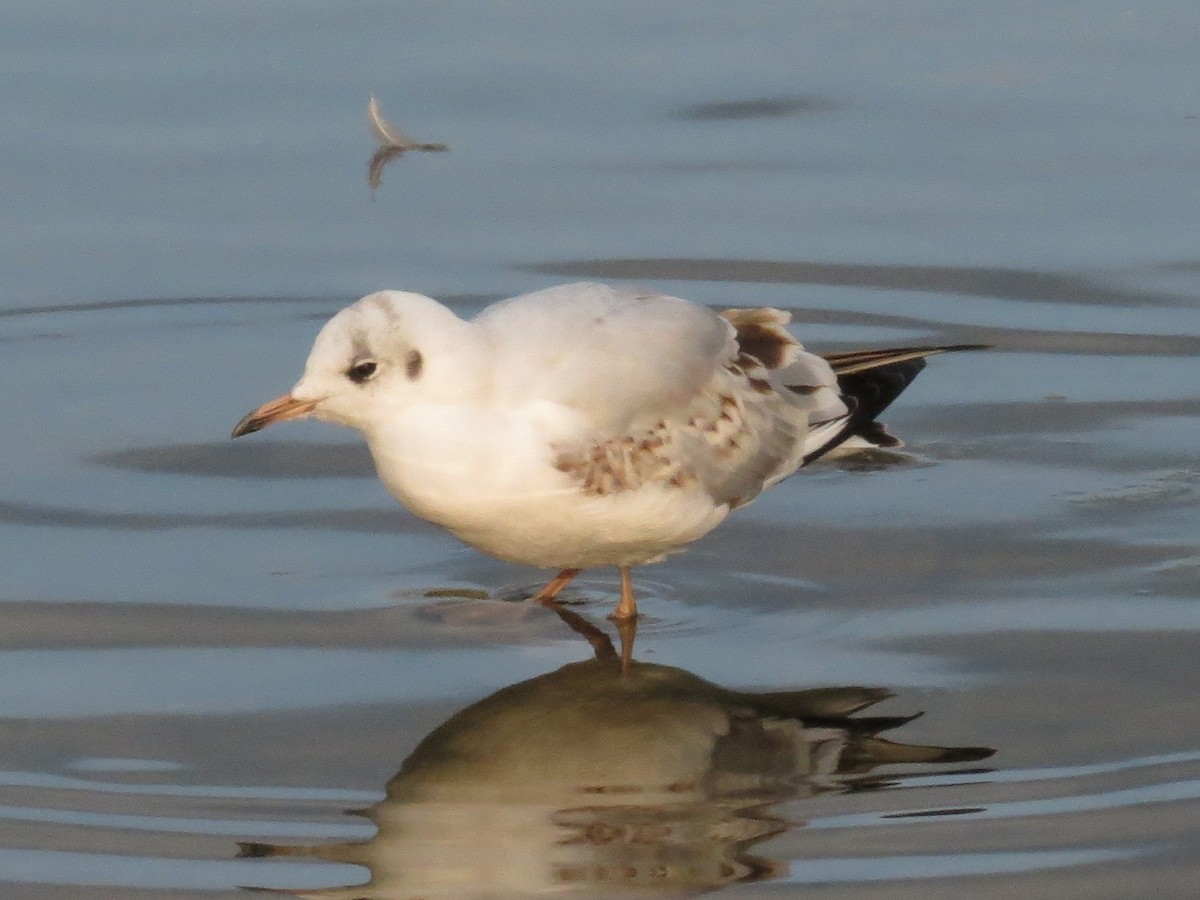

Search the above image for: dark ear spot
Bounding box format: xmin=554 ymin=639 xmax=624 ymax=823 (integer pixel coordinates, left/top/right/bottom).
xmin=405 ymin=349 xmax=423 ymax=380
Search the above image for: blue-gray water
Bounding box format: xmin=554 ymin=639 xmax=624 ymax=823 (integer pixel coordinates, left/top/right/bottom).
xmin=3 ymin=2 xmax=1199 ymax=897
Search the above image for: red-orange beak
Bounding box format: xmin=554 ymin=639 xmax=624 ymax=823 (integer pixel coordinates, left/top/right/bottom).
xmin=231 ymin=394 xmax=318 ymax=438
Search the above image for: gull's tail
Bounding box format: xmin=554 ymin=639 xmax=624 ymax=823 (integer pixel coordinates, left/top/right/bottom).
xmin=718 ymin=308 xmax=988 ymax=461
xmin=804 ymin=343 xmax=990 ymax=463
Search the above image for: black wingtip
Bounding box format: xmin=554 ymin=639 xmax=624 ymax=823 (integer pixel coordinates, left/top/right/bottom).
xmin=802 ymin=342 xmax=989 ymax=464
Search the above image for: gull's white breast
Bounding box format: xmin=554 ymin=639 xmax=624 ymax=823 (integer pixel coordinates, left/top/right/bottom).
xmin=364 ymin=401 xmax=731 ymax=568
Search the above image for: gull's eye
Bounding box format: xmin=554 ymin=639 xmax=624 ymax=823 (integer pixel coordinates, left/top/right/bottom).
xmin=346 ymin=360 xmax=378 ymax=384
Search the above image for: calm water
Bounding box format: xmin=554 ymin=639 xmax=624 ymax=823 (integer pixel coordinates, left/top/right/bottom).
xmin=3 ymin=2 xmax=1200 ymax=897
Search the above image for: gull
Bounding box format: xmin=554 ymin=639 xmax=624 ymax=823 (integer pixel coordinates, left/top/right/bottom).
xmin=232 ymin=282 xmax=984 ymax=620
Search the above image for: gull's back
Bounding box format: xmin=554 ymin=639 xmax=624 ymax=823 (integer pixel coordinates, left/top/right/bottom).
xmin=473 ymin=283 xmax=736 ymax=432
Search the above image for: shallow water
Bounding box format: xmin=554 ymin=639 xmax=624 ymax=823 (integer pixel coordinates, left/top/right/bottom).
xmin=3 ymin=2 xmax=1200 ymax=897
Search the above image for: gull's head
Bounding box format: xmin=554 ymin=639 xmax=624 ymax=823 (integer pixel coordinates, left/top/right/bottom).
xmin=232 ymin=290 xmax=482 ymax=439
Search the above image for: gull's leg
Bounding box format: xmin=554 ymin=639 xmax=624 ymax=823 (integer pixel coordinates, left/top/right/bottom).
xmin=531 ymin=568 xmax=581 ymax=604
xmin=609 ymin=566 xmax=639 ymax=622
xmin=615 ymin=615 xmax=637 ymax=675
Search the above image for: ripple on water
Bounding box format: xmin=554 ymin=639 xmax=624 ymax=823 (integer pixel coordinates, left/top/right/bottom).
xmin=5 ymin=747 xmax=1195 ymax=893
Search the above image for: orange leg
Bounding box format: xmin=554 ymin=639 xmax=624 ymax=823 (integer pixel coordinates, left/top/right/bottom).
xmin=531 ymin=568 xmax=581 ymax=604
xmin=614 ymin=615 xmax=637 ymax=675
xmin=609 ymin=565 xmax=639 ymax=622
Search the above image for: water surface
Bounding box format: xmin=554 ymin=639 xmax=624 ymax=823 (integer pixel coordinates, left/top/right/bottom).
xmin=2 ymin=2 xmax=1199 ymax=897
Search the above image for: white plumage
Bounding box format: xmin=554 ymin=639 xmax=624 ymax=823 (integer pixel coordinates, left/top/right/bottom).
xmin=233 ymin=282 xmax=981 ymax=619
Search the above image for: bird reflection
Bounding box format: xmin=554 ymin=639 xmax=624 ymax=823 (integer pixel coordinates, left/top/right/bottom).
xmin=242 ymin=603 xmax=992 ymax=897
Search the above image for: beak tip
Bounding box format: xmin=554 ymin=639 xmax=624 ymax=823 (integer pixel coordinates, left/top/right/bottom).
xmin=231 ymin=393 xmax=317 ymax=439
xmin=230 ymin=419 xmax=259 ymax=439
xmin=231 ymin=409 xmax=270 ymax=438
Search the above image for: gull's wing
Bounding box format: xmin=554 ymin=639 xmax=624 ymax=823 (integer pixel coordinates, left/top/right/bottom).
xmin=476 ymin=284 xmax=847 ymax=507
xmin=476 ymin=285 xmax=984 ymax=510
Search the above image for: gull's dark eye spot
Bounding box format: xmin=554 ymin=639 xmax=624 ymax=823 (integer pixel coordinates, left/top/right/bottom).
xmin=346 ymin=360 xmax=378 ymax=384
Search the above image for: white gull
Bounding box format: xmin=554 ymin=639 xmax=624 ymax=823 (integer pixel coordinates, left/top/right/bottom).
xmin=233 ymin=282 xmax=983 ymax=620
